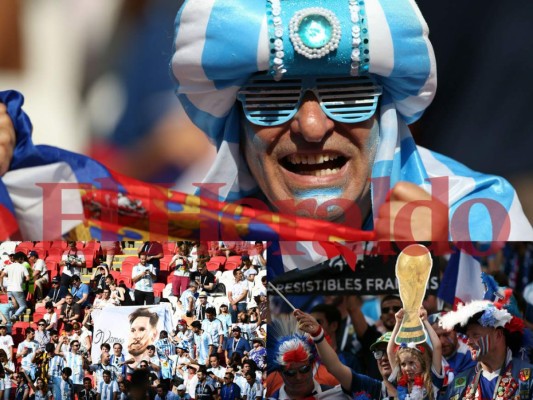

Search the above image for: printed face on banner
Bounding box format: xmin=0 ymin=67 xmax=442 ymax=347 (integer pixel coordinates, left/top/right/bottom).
xmin=128 ymin=315 xmax=158 ymax=357
xmin=91 ymin=304 xmax=174 ymax=366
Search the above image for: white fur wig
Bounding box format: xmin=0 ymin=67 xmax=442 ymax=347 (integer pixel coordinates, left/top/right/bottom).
xmin=439 ymin=300 xmax=512 ymax=332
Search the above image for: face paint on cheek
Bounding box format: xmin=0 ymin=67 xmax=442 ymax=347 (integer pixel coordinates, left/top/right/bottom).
xmin=242 ymin=120 xmax=269 ymax=177
xmin=477 ymin=334 xmax=491 ymax=358
xmin=471 ymin=334 xmax=491 ymax=359
xmin=243 ymin=119 xmax=269 ymax=153
xmin=293 ymin=188 xmax=343 ymax=205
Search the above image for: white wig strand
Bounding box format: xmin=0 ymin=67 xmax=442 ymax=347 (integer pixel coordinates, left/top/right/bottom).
xmin=439 ymin=300 xmax=512 ymax=330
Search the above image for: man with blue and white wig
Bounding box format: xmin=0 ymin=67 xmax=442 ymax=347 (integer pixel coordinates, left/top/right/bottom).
xmin=170 ymin=0 xmax=533 ymax=241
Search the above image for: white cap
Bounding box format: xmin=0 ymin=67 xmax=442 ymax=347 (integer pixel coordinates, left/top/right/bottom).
xmin=244 ymin=268 xmax=258 ymax=277
xmin=177 ymin=384 xmax=186 ymax=391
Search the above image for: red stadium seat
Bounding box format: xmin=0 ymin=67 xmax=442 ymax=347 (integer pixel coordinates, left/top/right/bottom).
xmin=162 ymin=242 xmax=177 ymax=255
xmin=223 ymin=261 xmax=240 ymax=271
xmin=32 ymin=248 xmax=48 ymax=260
xmin=50 ymin=241 xmax=67 ymax=250
xmin=210 ymin=256 xmax=227 ymax=267
xmin=34 ymin=242 xmax=52 ymax=251
xmin=46 ymin=248 xmax=63 ymax=263
xmin=11 ymin=322 xmax=31 ymax=343
xmin=227 ymin=256 xmax=242 ymax=264
xmin=206 ymin=261 xmax=221 ymax=272
xmin=15 ymin=242 xmax=34 ymax=254
xmin=110 ymin=270 xmax=121 ymax=281
xmin=33 ymin=311 xmax=46 ymax=322
xmin=49 ymin=268 xmax=60 ymax=280
xmin=120 ymin=261 xmax=135 ymax=276
xmin=159 ymin=260 xmax=170 ymax=272
xmin=117 ymin=275 xmax=132 ymax=288
xmin=45 ymin=260 xmax=58 ymax=273
xmin=162 ymin=255 xmax=174 ymax=263
xmin=153 ymin=283 xmax=166 ymax=297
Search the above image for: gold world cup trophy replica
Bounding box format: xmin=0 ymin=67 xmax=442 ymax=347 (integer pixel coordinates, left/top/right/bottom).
xmin=395 ymin=244 xmax=432 ymax=344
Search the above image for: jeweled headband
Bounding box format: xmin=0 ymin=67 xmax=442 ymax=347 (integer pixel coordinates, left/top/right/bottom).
xmin=267 ymin=0 xmax=370 ymax=80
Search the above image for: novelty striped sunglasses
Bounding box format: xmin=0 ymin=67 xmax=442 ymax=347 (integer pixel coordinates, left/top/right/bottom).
xmin=237 ymin=74 xmax=382 ymax=126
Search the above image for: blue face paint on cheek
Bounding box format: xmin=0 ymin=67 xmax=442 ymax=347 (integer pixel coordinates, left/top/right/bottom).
xmin=243 ymin=120 xmax=269 ymax=153
xmin=242 ymin=120 xmax=268 ymax=172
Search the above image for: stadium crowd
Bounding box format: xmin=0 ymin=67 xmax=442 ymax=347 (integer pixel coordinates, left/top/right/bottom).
xmin=0 ymin=240 xmax=268 ymax=400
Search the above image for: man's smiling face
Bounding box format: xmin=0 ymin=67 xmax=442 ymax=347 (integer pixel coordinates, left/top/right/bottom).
xmin=242 ymin=92 xmax=378 ymax=223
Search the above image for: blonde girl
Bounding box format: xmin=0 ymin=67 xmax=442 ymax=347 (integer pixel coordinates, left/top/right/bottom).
xmin=387 ymin=307 xmax=443 ymax=400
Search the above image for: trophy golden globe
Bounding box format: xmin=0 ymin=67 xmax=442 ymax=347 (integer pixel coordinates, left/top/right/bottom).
xmin=395 ymin=244 xmax=432 ymax=344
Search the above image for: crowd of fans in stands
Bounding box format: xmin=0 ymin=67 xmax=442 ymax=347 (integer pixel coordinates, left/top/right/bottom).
xmin=0 ymin=240 xmax=268 ymax=400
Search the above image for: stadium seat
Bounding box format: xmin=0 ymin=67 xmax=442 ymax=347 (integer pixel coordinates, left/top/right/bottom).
xmin=212 ymin=296 xmax=230 ymax=310
xmin=33 ymin=311 xmax=46 ymax=322
xmin=34 ymin=242 xmax=52 ymax=251
xmin=118 ymin=275 xmax=133 ymax=288
xmin=45 ymin=260 xmax=58 ymax=273
xmin=162 ymin=242 xmax=177 ymax=255
xmin=120 ymin=261 xmax=135 ymax=276
xmin=227 ymin=256 xmax=242 ymax=264
xmin=153 ymin=283 xmax=166 ymax=297
xmin=46 ymin=248 xmax=64 ymax=263
xmin=50 ymin=241 xmax=67 ymax=250
xmin=210 ymin=256 xmax=227 ymax=267
xmin=11 ymin=322 xmax=31 ymax=343
xmin=15 ymin=242 xmax=34 ymax=253
xmin=110 ymin=270 xmax=121 ymax=281
xmin=206 ymin=261 xmax=221 ymax=272
xmin=223 ymin=261 xmax=239 ymax=271
xmin=162 ymin=255 xmax=174 ymax=264
xmin=159 ymin=260 xmax=170 ymax=272
xmin=32 ymin=248 xmax=48 ymax=260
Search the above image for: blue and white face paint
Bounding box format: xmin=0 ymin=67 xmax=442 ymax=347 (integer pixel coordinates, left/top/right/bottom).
xmin=469 ymin=334 xmax=491 ymax=360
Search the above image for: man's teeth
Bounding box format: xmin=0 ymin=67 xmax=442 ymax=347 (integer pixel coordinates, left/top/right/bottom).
xmin=299 ymin=168 xmax=340 ymax=177
xmin=289 ymin=154 xmax=339 ymax=165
